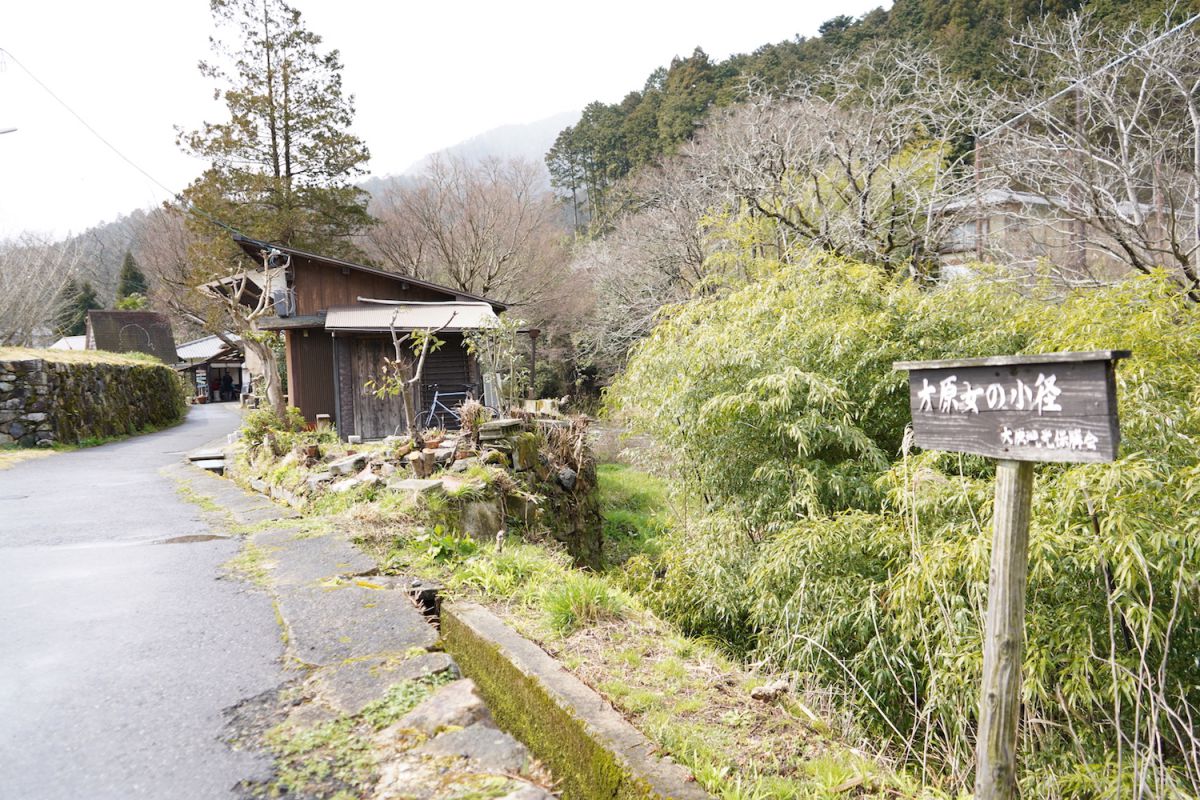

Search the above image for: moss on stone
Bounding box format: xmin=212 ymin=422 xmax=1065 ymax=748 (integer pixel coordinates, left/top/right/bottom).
xmin=440 ymin=610 xmax=677 ymax=800
xmin=0 ymin=357 xmax=186 ymax=446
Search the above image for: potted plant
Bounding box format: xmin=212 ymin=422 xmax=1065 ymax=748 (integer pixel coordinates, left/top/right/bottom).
xmin=423 ymin=426 xmax=447 ymax=448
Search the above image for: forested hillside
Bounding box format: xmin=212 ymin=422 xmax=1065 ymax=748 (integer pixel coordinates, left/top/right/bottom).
xmin=545 ymin=0 xmax=1196 ymax=229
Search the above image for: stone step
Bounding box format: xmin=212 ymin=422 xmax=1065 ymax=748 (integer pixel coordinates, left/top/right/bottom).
xmin=192 ymin=459 xmax=226 ymax=474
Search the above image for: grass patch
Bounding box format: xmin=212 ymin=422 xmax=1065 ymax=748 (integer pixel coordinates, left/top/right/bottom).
xmin=541 ymin=572 xmax=627 ymax=634
xmin=0 ymin=346 xmax=161 ymax=365
xmin=176 ymin=481 xmax=223 ymax=514
xmin=266 ymin=674 xmax=453 ymax=797
xmin=224 ymin=541 xmax=271 ymax=587
xmin=596 ymin=463 xmax=671 ymax=566
xmin=0 ymin=446 xmax=55 ymax=470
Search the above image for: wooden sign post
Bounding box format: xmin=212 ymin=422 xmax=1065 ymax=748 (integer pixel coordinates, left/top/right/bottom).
xmin=893 ymin=350 xmax=1129 ymax=800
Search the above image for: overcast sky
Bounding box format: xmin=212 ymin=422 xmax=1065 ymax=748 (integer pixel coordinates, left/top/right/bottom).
xmin=0 ymin=0 xmax=884 ymax=240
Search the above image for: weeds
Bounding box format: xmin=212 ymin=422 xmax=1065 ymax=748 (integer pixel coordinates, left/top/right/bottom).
xmin=541 ymin=572 xmax=627 ymax=633
xmin=266 ymin=673 xmax=452 ymax=797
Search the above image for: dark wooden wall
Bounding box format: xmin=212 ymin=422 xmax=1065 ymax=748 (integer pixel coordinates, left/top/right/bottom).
xmin=286 ymin=328 xmax=336 ymax=423
xmin=330 ymin=333 xmax=475 ymax=439
xmin=420 ymin=333 xmax=473 ymax=428
xmin=292 ymin=257 xmax=451 ymax=316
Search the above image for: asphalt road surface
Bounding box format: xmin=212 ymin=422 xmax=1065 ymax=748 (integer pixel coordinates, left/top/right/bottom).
xmin=0 ymin=404 xmax=284 ymax=799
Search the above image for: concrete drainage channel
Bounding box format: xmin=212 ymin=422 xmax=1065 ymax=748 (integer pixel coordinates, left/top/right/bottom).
xmin=180 ymin=446 xmax=711 ymax=800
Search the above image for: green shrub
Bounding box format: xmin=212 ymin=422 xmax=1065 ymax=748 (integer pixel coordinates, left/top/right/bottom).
xmin=242 ymin=405 xmax=307 ymax=444
xmin=610 ymin=256 xmax=1200 ymax=797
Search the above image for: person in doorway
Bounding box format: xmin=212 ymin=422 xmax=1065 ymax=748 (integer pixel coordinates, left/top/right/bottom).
xmin=220 ymin=372 xmax=234 ymax=402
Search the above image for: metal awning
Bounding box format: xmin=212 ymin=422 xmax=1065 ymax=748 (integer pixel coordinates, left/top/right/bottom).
xmin=324 ymin=301 xmax=500 ymax=333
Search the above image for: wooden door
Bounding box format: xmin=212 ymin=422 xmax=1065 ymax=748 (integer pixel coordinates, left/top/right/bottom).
xmin=350 ymin=338 xmax=406 ymax=440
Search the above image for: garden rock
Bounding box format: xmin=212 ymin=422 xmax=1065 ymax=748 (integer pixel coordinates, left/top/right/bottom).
xmin=387 ymin=478 xmax=445 ymax=497
xmin=478 ymin=418 xmax=523 ymax=441
xmin=460 ymin=499 xmax=504 ymax=541
xmin=750 ymin=679 xmax=790 ymax=702
xmin=449 ymin=457 xmax=481 ymax=473
xmin=329 ymin=453 xmax=367 ymax=476
xmin=556 ymin=467 xmax=577 ymax=491
xmin=388 ymin=679 xmax=491 ymax=737
xmin=305 ymin=472 xmax=333 ymax=492
xmin=331 ymin=475 xmax=378 ymax=494
xmin=497 ymin=785 xmax=556 ymax=800
xmin=416 ymin=722 xmax=530 ymax=774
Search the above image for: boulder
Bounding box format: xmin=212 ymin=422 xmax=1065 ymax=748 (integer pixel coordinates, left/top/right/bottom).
xmin=328 ymin=453 xmax=368 ymax=476
xmin=449 ymin=456 xmax=482 ymax=474
xmin=388 ymin=679 xmax=490 ymax=737
xmin=386 ymin=478 xmax=445 ymax=497
xmin=556 ymin=467 xmax=577 ymax=491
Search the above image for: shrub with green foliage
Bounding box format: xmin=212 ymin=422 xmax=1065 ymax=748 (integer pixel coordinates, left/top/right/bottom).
xmin=610 ymin=255 xmax=1200 ymax=797
xmin=242 ymin=405 xmax=308 ymax=445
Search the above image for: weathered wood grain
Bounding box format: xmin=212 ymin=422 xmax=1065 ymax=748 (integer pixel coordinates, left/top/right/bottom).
xmin=975 ymin=460 xmax=1033 ymax=800
xmin=895 ymin=349 xmax=1129 ymax=370
xmin=903 ymin=359 xmax=1121 ymax=463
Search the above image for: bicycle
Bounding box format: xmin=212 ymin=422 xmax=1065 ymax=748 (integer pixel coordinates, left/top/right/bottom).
xmin=422 ymin=385 xmax=472 ymax=429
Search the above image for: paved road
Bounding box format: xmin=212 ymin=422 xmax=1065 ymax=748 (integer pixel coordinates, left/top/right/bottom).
xmin=0 ymin=405 xmax=284 ymax=799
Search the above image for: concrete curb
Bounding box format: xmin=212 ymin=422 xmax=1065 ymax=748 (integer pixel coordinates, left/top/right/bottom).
xmin=440 ymin=602 xmax=712 ymax=800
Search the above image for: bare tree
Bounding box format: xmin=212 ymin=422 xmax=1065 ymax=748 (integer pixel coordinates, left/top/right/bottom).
xmin=571 ymin=45 xmax=984 ymax=380
xmin=139 ymin=206 xmax=288 ymax=415
xmin=693 ymin=45 xmax=983 ymax=279
xmin=364 ymin=155 xmax=569 ymax=307
xmin=571 ymin=154 xmax=712 ymax=378
xmin=0 ymin=234 xmax=82 ymax=346
xmin=983 ymin=12 xmax=1200 ymax=298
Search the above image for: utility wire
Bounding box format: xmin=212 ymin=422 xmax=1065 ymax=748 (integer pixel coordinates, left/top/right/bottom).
xmin=980 ymin=11 xmax=1200 ymax=139
xmin=0 ymin=46 xmax=246 ymax=237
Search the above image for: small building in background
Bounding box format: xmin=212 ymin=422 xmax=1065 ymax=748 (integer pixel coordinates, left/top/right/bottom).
xmin=176 ymin=334 xmax=254 ymax=402
xmin=85 ymin=310 xmax=178 ymax=363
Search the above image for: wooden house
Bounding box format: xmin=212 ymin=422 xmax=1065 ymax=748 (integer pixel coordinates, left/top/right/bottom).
xmin=176 ymin=334 xmax=254 ymax=402
xmin=85 ymin=310 xmax=178 ymax=363
xmin=227 ymin=236 xmax=507 ymax=440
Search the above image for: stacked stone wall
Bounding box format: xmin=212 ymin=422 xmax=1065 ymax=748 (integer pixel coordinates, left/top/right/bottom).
xmin=0 ymin=358 xmax=186 ymax=446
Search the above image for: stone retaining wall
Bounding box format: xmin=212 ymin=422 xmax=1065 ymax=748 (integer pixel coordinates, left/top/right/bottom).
xmin=0 ymin=358 xmax=186 ymax=446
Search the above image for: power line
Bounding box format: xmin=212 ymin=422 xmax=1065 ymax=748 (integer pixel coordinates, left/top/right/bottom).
xmin=980 ymin=11 xmax=1200 ymax=140
xmin=0 ymin=46 xmax=246 ymax=237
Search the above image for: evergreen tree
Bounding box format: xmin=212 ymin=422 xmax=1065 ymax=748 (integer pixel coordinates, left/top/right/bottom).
xmin=169 ymin=0 xmax=374 ymax=416
xmin=178 ymin=0 xmax=373 ymax=259
xmin=116 ymin=251 xmax=148 ymax=300
xmin=58 ymin=279 xmax=101 ymax=337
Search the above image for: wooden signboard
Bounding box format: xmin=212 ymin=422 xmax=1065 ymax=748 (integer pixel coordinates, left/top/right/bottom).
xmin=894 ymin=351 xmax=1128 ymax=463
xmin=893 ymin=349 xmax=1128 ymax=800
